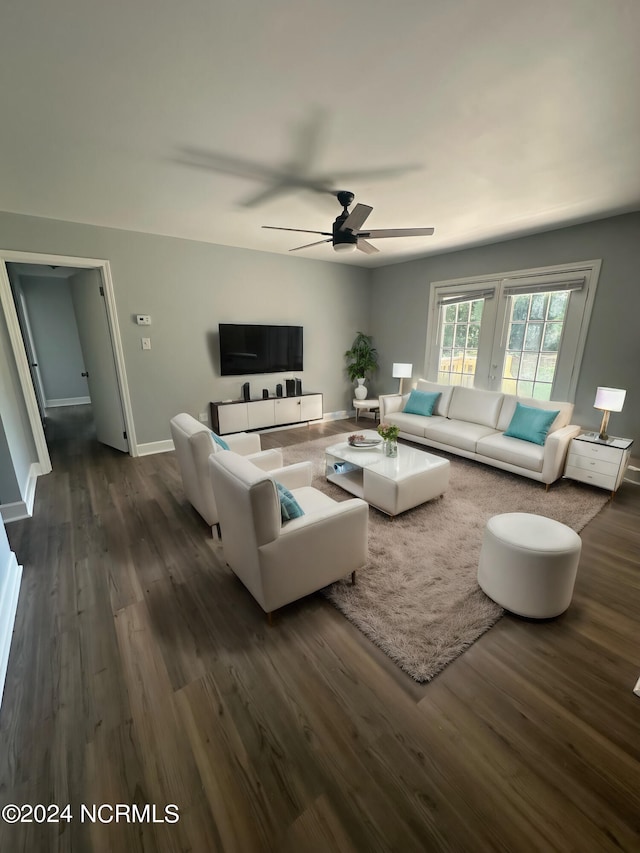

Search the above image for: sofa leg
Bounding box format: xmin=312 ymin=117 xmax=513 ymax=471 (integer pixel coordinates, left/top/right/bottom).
xmin=545 ymin=484 xmax=550 ymax=493
xmin=351 ymin=570 xmax=357 ymax=585
xmin=267 ymin=611 xmax=273 ymax=627
xmin=215 ymin=522 xmax=221 ymax=538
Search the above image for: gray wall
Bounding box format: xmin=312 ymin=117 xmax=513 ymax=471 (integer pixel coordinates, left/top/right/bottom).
xmin=371 ymin=212 xmax=640 ymax=446
xmin=0 ymin=211 xmax=371 ymax=446
xmin=19 ymin=276 xmax=89 ymax=404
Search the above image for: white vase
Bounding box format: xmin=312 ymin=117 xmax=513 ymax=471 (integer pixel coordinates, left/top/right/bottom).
xmin=354 ymin=378 xmax=368 ymax=400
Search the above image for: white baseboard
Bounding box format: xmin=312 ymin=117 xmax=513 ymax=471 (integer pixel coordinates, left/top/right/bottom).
xmin=0 ymin=552 xmax=22 ymax=711
xmin=322 ymin=410 xmax=350 ymax=422
xmin=0 ymin=463 xmax=40 ymax=523
xmin=0 ymin=502 xmax=28 ymax=523
xmin=136 ymin=439 xmax=175 ymax=456
xmin=46 ymin=396 xmax=91 ymax=408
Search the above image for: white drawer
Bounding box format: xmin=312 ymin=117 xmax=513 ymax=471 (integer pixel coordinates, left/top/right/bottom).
xmin=570 ymin=440 xmax=622 ymax=465
xmin=566 ymin=452 xmax=619 ymax=477
xmin=565 ymin=464 xmax=617 ymax=490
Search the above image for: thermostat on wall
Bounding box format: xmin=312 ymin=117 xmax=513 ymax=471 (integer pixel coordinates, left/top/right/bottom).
xmin=136 ymin=315 xmax=151 ymax=325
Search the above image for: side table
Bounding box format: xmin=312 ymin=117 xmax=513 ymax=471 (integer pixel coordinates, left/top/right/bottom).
xmin=353 ymin=398 xmax=380 ymax=423
xmin=564 ymin=432 xmax=633 ymax=497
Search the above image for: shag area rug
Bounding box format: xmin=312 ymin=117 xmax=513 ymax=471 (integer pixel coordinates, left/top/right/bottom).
xmin=282 ymin=434 xmax=609 ymax=682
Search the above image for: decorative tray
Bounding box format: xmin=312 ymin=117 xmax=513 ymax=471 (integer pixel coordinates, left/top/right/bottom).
xmin=347 ymin=437 xmax=381 ymax=448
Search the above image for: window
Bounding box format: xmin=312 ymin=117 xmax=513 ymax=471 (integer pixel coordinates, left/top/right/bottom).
xmin=426 ymin=262 xmax=600 ymax=401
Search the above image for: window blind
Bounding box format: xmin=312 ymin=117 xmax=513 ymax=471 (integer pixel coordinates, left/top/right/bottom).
xmin=437 ymin=287 xmax=495 ymax=306
xmin=502 ymin=277 xmax=585 ymax=296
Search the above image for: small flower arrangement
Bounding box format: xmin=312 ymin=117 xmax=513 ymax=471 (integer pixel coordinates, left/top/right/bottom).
xmin=377 ymin=422 xmax=400 ymax=442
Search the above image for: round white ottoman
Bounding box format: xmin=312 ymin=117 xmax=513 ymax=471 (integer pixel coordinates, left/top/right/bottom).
xmin=478 ymin=512 xmax=582 ymax=618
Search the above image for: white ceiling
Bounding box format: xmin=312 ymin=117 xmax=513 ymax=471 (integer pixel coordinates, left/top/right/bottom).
xmin=1 ymin=0 xmax=639 ymax=268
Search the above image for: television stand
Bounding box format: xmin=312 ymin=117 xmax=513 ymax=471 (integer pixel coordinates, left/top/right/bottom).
xmin=211 ymin=393 xmax=323 ymax=434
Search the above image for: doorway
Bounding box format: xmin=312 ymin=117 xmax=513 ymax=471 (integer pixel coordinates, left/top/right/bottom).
xmin=0 ymin=250 xmax=136 ymax=478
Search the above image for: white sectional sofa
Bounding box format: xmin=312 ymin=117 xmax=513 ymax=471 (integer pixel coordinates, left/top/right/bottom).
xmin=379 ymin=380 xmax=581 ymax=485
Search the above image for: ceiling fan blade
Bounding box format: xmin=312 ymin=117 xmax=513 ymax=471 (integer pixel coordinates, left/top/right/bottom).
xmin=362 ymin=227 xmax=435 ymax=239
xmin=357 ymin=239 xmax=380 ymax=255
xmin=340 ymin=203 xmax=373 ymax=233
xmin=290 ymin=239 xmax=332 ymax=252
xmin=177 ymin=148 xmax=282 ymax=182
xmin=328 ymin=164 xmax=423 ymax=183
xmin=240 ymin=184 xmax=292 ymax=208
xmin=262 ymin=226 xmax=332 ymax=236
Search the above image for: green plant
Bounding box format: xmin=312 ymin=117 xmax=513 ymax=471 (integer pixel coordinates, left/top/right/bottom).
xmin=377 ymin=422 xmax=400 ymax=441
xmin=344 ymin=331 xmax=379 ymax=381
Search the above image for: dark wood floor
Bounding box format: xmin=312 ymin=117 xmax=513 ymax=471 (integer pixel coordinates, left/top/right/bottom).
xmin=2 ymin=406 xmax=639 ymax=852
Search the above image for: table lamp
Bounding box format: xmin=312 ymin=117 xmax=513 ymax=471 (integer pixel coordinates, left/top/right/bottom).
xmin=593 ymin=386 xmax=626 ymax=441
xmin=392 ymin=363 xmax=412 ymax=394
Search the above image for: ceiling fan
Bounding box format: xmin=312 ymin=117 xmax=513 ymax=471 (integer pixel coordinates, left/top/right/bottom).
xmin=262 ymin=190 xmax=434 ymax=254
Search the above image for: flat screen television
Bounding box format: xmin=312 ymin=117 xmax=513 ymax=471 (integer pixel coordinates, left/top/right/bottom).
xmin=219 ymin=323 xmax=303 ymax=376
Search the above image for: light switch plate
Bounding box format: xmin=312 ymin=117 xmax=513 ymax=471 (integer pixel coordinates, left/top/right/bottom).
xmin=141 ymin=337 xmax=151 ymax=350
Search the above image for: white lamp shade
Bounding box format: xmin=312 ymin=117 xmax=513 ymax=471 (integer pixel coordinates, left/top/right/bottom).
xmin=392 ymin=362 xmax=413 ymax=379
xmin=594 ymin=387 xmax=626 ymax=412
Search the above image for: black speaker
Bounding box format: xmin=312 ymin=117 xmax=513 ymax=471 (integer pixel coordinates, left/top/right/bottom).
xmin=285 ymin=379 xmax=296 ymax=397
xmin=262 ymin=389 xmax=269 ymax=399
xmin=276 ymin=383 xmax=283 ymax=397
xmin=294 ymin=378 xmax=302 ymax=395
xmin=241 ymin=382 xmax=250 ymax=402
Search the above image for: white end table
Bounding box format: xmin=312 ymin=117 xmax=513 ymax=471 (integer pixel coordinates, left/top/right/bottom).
xmin=353 ymin=398 xmax=380 ymax=422
xmin=564 ymin=432 xmax=633 ymax=496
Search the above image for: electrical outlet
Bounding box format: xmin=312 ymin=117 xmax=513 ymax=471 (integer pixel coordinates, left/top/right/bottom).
xmin=141 ymin=337 xmax=151 ymax=350
xmin=198 ymin=412 xmax=208 ymax=423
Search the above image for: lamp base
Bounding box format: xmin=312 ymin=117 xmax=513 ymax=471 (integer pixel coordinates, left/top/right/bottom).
xmin=598 ymin=409 xmax=610 ymax=442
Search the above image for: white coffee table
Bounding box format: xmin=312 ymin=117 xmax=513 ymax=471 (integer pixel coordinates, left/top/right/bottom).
xmin=325 ymin=430 xmax=449 ymax=517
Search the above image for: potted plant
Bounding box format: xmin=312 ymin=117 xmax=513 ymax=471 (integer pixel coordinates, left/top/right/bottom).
xmin=345 ymin=331 xmax=379 ymax=400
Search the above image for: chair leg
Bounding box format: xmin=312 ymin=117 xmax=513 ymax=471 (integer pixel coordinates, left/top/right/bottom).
xmin=351 ymin=570 xmax=356 ymax=585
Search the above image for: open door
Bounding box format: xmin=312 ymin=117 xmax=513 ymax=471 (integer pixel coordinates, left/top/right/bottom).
xmin=69 ymin=270 xmax=129 ymax=453
xmin=13 ymin=286 xmax=47 ymax=423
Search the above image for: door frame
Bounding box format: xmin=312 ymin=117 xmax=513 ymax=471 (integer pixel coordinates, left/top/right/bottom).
xmin=0 ymin=250 xmax=137 ymax=475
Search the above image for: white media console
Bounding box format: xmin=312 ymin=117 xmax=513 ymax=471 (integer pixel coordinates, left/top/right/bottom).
xmin=210 ymin=393 xmax=323 ymax=434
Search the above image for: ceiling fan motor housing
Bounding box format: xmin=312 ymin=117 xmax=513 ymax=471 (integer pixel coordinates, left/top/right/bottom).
xmin=333 ymin=212 xmax=357 ymax=248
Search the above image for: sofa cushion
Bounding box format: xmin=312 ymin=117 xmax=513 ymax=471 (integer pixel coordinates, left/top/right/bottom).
xmin=275 ymin=482 xmax=305 ymax=522
xmin=386 ymin=411 xmax=448 ymax=437
xmin=423 ymin=419 xmax=498 ymax=453
xmin=416 ymin=380 xmax=454 ymax=417
xmin=497 ymin=394 xmax=573 ymax=434
xmin=504 ymin=402 xmax=560 ymax=446
xmin=476 ymin=432 xmax=545 ymax=473
xmin=210 ymin=430 xmax=230 ymax=451
xmin=403 ymin=389 xmax=440 ymax=417
xmin=448 ymin=387 xmax=505 ymax=428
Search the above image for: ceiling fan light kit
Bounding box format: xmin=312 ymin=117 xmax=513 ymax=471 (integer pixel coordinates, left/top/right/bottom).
xmin=262 ymin=189 xmax=434 ymax=255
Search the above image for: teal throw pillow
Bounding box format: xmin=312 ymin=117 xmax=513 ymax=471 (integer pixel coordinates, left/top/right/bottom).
xmin=210 ymin=431 xmax=230 ymax=451
xmin=403 ymin=389 xmax=441 ymax=417
xmin=504 ymin=402 xmax=560 ymax=446
xmin=275 ymin=482 xmax=305 ymax=522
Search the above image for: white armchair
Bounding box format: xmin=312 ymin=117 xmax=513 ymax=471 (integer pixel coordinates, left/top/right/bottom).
xmin=208 ymin=450 xmax=369 ymax=619
xmin=169 ymin=413 xmax=283 ymax=533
